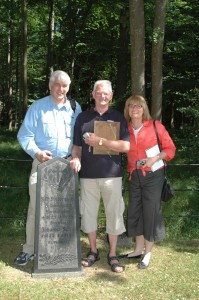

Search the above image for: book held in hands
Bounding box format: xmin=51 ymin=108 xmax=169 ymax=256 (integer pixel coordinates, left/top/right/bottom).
xmin=145 ymin=144 xmax=164 ymax=172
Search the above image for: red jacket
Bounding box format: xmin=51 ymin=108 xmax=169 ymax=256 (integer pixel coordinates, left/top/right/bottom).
xmin=127 ymin=120 xmax=176 ymax=174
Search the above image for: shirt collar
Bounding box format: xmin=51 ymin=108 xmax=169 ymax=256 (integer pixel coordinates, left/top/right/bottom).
xmin=128 ymin=120 xmax=151 ymax=133
xmin=90 ymin=107 xmax=113 ymax=115
xmin=49 ymin=95 xmax=69 ymax=109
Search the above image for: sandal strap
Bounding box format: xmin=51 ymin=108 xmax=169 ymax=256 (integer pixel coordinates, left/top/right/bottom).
xmin=107 ymin=255 xmax=119 ymax=264
xmin=82 ymin=249 xmax=100 ymax=267
xmin=87 ymin=249 xmax=99 ymax=259
xmin=107 ymin=255 xmax=125 ymax=272
xmin=110 ymin=263 xmax=125 ymax=272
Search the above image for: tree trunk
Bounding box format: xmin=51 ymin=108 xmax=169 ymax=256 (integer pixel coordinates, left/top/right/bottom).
xmin=45 ymin=0 xmax=54 ymax=93
xmin=20 ymin=0 xmax=28 ymax=119
xmin=6 ymin=9 xmax=14 ymax=130
xmin=67 ymin=0 xmax=94 ymax=77
xmin=129 ymin=0 xmax=145 ymax=96
xmin=7 ymin=27 xmax=14 ymax=130
xmin=151 ymin=0 xmax=167 ymax=120
xmin=115 ymin=3 xmax=129 ymax=110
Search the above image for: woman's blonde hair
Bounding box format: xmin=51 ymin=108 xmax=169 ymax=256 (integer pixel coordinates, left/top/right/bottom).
xmin=124 ymin=95 xmax=152 ymax=124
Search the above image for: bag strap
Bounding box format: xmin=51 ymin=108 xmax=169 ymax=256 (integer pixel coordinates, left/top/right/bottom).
xmin=153 ymin=120 xmax=166 ymax=175
xmin=68 ymin=96 xmax=76 ymax=112
xmin=153 ymin=120 xmax=161 ymax=150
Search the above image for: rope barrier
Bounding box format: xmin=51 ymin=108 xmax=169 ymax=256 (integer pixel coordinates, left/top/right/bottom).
xmin=0 ymin=214 xmax=199 ymax=221
xmin=0 ymin=157 xmax=199 ymax=166
xmin=0 ymin=158 xmax=198 ymax=221
xmin=0 ymin=186 xmax=28 ymax=189
xmin=0 ymin=158 xmax=32 ymax=162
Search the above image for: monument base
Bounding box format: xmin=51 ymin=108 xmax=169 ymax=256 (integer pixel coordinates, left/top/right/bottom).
xmin=32 ymin=268 xmax=85 ymax=279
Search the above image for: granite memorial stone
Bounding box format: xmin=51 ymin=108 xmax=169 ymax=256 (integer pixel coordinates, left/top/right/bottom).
xmin=32 ymin=157 xmax=83 ymax=278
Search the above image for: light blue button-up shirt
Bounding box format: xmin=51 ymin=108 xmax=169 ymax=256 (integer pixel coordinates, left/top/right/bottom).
xmin=17 ymin=96 xmax=82 ymax=159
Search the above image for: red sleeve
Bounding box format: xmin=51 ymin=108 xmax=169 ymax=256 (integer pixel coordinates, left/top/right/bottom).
xmin=155 ymin=121 xmax=176 ymax=161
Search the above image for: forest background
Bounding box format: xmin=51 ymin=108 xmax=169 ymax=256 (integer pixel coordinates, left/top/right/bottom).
xmin=0 ymin=0 xmax=198 ymax=130
xmin=0 ymin=0 xmax=198 ymax=238
xmin=0 ymin=2 xmax=198 ymax=298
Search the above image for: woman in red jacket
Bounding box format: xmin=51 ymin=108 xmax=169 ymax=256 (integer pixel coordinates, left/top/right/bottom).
xmin=121 ymin=95 xmax=176 ymax=269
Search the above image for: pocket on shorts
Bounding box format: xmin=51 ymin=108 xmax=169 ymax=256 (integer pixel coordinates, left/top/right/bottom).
xmin=120 ymin=196 xmax=125 ymax=214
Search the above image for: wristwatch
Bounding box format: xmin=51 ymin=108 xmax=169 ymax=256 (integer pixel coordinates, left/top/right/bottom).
xmin=99 ymin=138 xmax=103 ymax=146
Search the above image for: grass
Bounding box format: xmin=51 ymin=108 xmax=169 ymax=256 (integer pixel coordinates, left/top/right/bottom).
xmin=0 ymin=128 xmax=199 ymax=299
xmin=0 ymin=128 xmax=199 ymax=239
xmin=0 ymin=235 xmax=198 ymax=300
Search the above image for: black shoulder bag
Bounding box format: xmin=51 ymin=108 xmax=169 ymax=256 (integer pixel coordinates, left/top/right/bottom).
xmin=153 ymin=120 xmax=174 ymax=202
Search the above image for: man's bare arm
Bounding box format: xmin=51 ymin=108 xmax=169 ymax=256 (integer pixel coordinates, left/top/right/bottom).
xmin=70 ymin=145 xmax=82 ymax=172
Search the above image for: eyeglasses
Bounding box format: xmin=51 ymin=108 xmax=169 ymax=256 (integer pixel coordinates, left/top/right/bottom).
xmin=128 ymin=104 xmax=142 ymax=109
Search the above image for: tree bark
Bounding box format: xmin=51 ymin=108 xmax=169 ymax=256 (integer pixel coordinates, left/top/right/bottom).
xmin=45 ymin=0 xmax=54 ymax=93
xmin=7 ymin=6 xmax=14 ymax=130
xmin=129 ymin=0 xmax=145 ymax=96
xmin=114 ymin=2 xmax=129 ymax=110
xmin=151 ymin=0 xmax=167 ymax=120
xmin=20 ymin=0 xmax=28 ymax=119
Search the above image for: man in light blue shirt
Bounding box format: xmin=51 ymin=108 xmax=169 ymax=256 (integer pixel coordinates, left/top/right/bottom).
xmin=14 ymin=70 xmax=81 ymax=266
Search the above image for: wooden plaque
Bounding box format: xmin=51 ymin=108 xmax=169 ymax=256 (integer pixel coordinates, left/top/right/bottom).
xmin=93 ymin=121 xmax=120 ymax=155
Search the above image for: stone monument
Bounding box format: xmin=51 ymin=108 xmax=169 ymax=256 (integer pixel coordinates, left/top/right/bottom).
xmin=32 ymin=157 xmax=83 ymax=278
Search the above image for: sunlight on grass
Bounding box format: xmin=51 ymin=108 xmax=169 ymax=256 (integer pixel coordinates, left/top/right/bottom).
xmin=0 ymin=123 xmax=199 ymax=299
xmin=0 ymin=237 xmax=198 ymax=300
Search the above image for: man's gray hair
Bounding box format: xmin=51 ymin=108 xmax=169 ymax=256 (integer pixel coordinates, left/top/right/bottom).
xmin=49 ymin=70 xmax=71 ymax=84
xmin=93 ymin=80 xmax=112 ymax=93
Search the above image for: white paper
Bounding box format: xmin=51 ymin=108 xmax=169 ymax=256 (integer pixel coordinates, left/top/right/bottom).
xmin=145 ymin=144 xmax=164 ymax=172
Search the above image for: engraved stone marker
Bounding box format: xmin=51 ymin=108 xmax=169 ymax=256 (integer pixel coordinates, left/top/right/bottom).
xmin=32 ymin=157 xmax=83 ymax=278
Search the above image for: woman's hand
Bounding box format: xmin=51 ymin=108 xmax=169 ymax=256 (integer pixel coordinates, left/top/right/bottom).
xmin=142 ymin=155 xmax=160 ymax=168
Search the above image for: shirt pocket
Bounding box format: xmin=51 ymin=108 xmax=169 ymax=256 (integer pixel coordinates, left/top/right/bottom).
xmin=42 ymin=115 xmax=57 ymax=138
xmin=63 ymin=114 xmax=75 ymax=138
xmin=43 ymin=122 xmax=57 ymax=137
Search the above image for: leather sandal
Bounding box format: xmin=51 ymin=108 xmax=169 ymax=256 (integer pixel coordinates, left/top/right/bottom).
xmin=107 ymin=255 xmax=125 ymax=273
xmin=82 ymin=249 xmax=100 ymax=267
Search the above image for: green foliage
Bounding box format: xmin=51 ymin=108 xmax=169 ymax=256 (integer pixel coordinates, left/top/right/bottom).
xmin=1 ymin=128 xmax=198 ymax=240
xmin=0 ymin=129 xmax=30 ymax=236
xmin=0 ymin=130 xmax=30 ymax=159
xmin=162 ymin=0 xmax=199 ymax=127
xmin=177 ymin=88 xmax=199 ymax=128
xmin=0 ymin=0 xmax=199 ymax=127
xmin=152 ymin=27 xmax=164 ymax=43
xmin=0 ymin=1 xmax=199 ymax=237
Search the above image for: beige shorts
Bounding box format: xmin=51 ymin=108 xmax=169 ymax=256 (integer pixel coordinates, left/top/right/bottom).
xmin=80 ymin=177 xmax=126 ymax=235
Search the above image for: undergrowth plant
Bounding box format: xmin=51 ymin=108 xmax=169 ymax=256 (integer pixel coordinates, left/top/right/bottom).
xmin=0 ymin=128 xmax=199 ymax=240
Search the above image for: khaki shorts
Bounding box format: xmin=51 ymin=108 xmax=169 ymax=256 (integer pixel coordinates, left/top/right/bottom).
xmin=80 ymin=177 xmax=126 ymax=235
